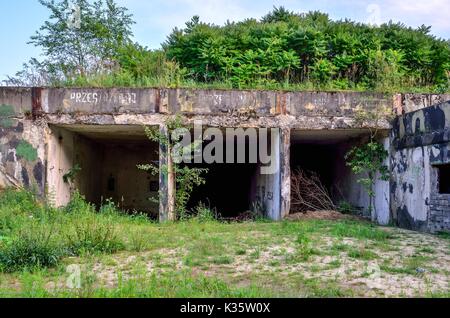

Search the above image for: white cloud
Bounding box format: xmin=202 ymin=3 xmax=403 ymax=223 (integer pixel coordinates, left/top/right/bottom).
xmin=369 ymin=0 xmax=450 ymax=38
xmin=121 ymin=0 xmax=265 ymax=32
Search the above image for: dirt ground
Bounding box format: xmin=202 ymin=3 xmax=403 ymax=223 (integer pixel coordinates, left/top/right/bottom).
xmin=1 ymin=216 xmax=448 ymax=298
xmin=286 ymin=210 xmax=366 ymax=221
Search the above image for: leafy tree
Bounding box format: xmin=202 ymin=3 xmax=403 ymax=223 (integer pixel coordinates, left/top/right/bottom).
xmin=6 ymin=0 xmax=134 ymax=85
xmin=261 ymin=6 xmax=297 ymax=23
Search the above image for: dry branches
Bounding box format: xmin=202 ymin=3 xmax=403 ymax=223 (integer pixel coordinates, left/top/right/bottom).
xmin=291 ymin=168 xmax=336 ymax=213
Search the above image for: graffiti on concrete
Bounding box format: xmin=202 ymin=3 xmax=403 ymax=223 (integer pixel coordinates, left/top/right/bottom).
xmin=69 ymin=91 xmax=137 ymax=105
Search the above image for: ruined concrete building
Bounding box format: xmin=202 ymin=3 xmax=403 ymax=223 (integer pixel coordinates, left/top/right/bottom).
xmin=1 ymin=87 xmax=449 ymax=233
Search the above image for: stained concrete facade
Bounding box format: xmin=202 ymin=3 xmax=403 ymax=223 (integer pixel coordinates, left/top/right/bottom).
xmin=392 ymin=100 xmax=450 ymax=232
xmin=0 ymin=87 xmax=448 ymax=232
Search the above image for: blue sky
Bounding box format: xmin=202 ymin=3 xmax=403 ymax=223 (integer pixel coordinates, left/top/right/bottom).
xmin=1 ymin=0 xmax=449 ymax=82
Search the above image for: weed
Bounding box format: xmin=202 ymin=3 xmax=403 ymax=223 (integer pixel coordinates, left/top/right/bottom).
xmin=66 ymin=216 xmax=124 ymax=255
xmin=0 ymin=226 xmax=61 ymax=272
xmin=347 ymin=247 xmax=378 ymax=260
xmin=330 ymin=221 xmax=391 ymax=241
xmin=211 ymin=256 xmax=234 ymax=265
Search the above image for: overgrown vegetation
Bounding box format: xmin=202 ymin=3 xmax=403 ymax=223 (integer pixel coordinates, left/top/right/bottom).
xmin=0 ymin=189 xmax=448 ymax=298
xmin=0 ymin=189 xmax=125 ymax=272
xmin=4 ymin=3 xmax=449 ymax=93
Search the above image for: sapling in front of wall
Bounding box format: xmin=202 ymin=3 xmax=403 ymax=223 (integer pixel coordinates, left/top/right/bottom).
xmin=138 ymin=116 xmax=208 ymax=220
xmin=345 ymin=142 xmax=389 ymax=221
xmin=345 ymin=104 xmax=392 ymax=221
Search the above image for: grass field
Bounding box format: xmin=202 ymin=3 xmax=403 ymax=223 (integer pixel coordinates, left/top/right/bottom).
xmin=0 ymin=190 xmax=448 ymax=298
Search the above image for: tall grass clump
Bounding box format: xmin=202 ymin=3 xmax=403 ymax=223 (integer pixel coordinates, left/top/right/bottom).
xmin=0 ymin=189 xmax=126 ymax=272
xmin=64 ymin=193 xmax=124 ymax=256
xmin=0 ymin=225 xmax=62 ymax=272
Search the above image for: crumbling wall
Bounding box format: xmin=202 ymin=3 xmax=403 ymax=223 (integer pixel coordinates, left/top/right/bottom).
xmin=0 ymin=88 xmax=46 ymax=194
xmin=391 ymin=101 xmax=450 ymax=232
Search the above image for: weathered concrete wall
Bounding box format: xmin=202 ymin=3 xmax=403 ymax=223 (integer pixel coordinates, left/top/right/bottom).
xmin=43 ymin=88 xmax=159 ymax=114
xmin=0 ymin=88 xmax=46 ymax=194
xmin=98 ymin=143 xmax=159 ymax=214
xmin=47 ymin=126 xmax=75 ymax=206
xmin=391 ymin=101 xmax=450 ymax=232
xmin=36 ymin=88 xmax=395 ymax=120
xmin=374 ymin=137 xmax=391 ymax=225
xmin=394 ymin=93 xmax=450 ymax=114
xmin=74 ymin=134 xmax=103 ymax=205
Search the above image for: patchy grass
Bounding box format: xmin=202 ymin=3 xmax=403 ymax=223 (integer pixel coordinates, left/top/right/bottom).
xmin=0 ymin=190 xmax=448 ymax=298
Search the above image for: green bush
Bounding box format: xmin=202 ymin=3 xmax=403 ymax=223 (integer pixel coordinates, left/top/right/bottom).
xmin=64 ymin=191 xmax=94 ymax=215
xmin=0 ymin=188 xmax=37 ymax=211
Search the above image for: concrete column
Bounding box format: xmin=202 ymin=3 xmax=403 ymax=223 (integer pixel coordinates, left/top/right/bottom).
xmin=280 ymin=127 xmax=291 ymax=219
xmin=254 ymin=128 xmax=290 ymax=221
xmin=159 ymin=125 xmax=176 ymax=222
xmin=374 ymin=136 xmax=391 ymax=225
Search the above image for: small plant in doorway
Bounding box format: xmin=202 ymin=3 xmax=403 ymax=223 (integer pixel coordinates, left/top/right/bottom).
xmin=62 ymin=164 xmax=82 ymax=194
xmin=138 ymin=115 xmax=209 ymax=220
xmin=345 ymin=141 xmax=389 ymax=221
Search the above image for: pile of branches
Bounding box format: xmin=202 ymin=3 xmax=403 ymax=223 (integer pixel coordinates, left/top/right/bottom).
xmin=291 ymin=169 xmax=336 ymax=213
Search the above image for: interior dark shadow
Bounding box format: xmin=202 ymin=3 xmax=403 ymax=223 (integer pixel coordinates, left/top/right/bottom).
xmin=186 ymin=130 xmax=265 ymax=218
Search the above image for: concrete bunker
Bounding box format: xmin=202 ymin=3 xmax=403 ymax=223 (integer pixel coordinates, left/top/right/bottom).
xmin=47 ymin=125 xmax=160 ymax=217
xmin=290 ymin=129 xmax=382 ymax=216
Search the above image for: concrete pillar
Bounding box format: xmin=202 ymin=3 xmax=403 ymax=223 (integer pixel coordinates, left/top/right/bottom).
xmin=253 ymin=128 xmax=291 ymax=221
xmin=280 ymin=127 xmax=291 ymax=219
xmin=159 ymin=125 xmax=176 ymax=222
xmin=374 ymin=136 xmax=391 ymax=225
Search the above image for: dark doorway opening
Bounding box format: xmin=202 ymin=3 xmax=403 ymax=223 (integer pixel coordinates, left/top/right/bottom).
xmin=186 ymin=128 xmax=269 ymax=218
xmin=437 ymin=164 xmax=450 ymax=194
xmin=290 ymin=129 xmax=372 ymax=214
xmin=51 ymin=125 xmax=160 ymax=218
xmin=187 ymin=162 xmax=258 ymax=218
